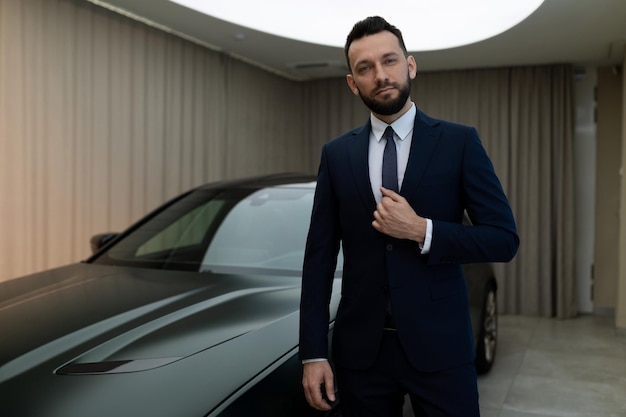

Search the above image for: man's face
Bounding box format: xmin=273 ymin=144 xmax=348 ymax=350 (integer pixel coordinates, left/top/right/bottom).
xmin=346 ymin=31 xmax=417 ymax=119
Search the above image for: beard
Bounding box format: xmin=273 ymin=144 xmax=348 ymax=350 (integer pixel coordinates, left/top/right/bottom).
xmin=357 ymin=74 xmax=411 ymax=116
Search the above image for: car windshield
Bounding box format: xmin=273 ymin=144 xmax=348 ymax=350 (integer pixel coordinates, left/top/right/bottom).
xmin=92 ymin=182 xmax=343 ymax=275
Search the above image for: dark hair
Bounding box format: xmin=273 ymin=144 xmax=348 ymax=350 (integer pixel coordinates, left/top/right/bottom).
xmin=344 ymin=16 xmax=408 ymax=71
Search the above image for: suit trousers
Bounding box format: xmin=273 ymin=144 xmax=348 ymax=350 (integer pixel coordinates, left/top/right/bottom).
xmin=335 ymin=330 xmax=480 ymax=417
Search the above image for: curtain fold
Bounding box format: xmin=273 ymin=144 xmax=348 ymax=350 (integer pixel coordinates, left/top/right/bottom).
xmin=508 ymin=65 xmax=576 ymax=318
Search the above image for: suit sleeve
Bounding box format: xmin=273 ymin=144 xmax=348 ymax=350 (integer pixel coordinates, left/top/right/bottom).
xmin=299 ymin=145 xmax=341 ymax=360
xmin=428 ymin=128 xmax=519 ymax=264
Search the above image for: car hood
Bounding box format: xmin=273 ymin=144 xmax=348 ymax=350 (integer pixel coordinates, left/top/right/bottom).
xmin=0 ymin=263 xmax=304 ymax=382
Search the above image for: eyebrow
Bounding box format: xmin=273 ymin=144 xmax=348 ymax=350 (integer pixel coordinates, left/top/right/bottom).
xmin=353 ymin=51 xmax=401 ymax=68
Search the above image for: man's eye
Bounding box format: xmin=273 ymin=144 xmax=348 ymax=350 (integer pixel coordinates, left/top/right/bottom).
xmin=386 ymin=58 xmax=397 ymax=65
xmin=358 ymin=66 xmax=370 ymax=74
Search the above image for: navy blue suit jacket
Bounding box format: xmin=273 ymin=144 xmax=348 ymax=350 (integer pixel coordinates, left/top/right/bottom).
xmin=299 ymin=109 xmax=519 ymax=372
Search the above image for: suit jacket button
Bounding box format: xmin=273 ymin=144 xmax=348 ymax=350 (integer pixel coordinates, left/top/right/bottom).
xmin=386 ymin=244 xmax=393 ymax=251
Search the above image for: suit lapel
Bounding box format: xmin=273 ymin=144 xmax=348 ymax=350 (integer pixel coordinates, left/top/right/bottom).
xmin=346 ymin=110 xmax=442 ymax=210
xmin=348 ymin=120 xmax=378 ymax=211
xmin=401 ymin=109 xmax=441 ymax=193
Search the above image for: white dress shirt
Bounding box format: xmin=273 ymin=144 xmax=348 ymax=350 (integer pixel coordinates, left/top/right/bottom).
xmin=369 ymin=103 xmax=432 ymax=253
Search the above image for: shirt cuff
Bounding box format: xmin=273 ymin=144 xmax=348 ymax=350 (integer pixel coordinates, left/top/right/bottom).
xmin=419 ymin=218 xmax=432 ymax=254
xmin=302 ymin=358 xmax=328 ymax=364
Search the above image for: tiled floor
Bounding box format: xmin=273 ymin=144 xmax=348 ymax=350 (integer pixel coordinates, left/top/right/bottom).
xmin=477 ymin=315 xmax=626 ymax=417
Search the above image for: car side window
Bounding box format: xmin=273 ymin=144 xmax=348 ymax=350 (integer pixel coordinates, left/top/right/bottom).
xmin=103 ymin=192 xmax=228 ymax=268
xmin=136 ymin=201 xmax=224 ymax=257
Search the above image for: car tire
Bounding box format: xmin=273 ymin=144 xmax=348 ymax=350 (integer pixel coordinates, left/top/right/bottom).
xmin=475 ymin=282 xmax=497 ymax=374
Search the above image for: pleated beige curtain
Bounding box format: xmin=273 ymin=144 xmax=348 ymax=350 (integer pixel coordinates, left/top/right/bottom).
xmin=0 ymin=0 xmax=307 ymax=281
xmin=1 ymin=0 xmax=577 ymax=317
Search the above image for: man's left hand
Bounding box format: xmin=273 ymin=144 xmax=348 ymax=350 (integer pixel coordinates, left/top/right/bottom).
xmin=372 ymin=187 xmax=427 ymax=242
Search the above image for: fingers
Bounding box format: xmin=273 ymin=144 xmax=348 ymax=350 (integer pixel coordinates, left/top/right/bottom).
xmin=380 ymin=186 xmax=403 ymax=201
xmin=373 ymin=191 xmax=397 ymax=225
xmin=302 ymin=361 xmax=335 ymax=411
xmin=323 ymin=372 xmax=336 ymax=406
xmin=373 ymin=189 xmax=426 ymax=242
xmin=372 ymin=196 xmax=390 ymax=234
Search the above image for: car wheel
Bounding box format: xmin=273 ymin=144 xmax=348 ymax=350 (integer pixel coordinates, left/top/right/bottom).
xmin=475 ymin=282 xmax=497 ymax=374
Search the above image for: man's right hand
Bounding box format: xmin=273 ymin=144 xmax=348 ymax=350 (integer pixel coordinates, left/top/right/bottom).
xmin=302 ymin=360 xmax=336 ymax=411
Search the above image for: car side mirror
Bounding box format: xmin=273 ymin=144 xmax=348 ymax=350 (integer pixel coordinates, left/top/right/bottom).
xmin=90 ymin=233 xmax=119 ymax=254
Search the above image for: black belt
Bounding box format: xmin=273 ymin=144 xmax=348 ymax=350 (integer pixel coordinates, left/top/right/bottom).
xmin=384 ymin=313 xmax=397 ymax=331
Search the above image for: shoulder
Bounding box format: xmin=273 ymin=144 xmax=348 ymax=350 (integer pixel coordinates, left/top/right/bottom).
xmin=415 ymin=109 xmax=482 ymax=153
xmin=323 ymin=121 xmax=370 ymax=149
xmin=416 ymin=108 xmax=476 ymax=134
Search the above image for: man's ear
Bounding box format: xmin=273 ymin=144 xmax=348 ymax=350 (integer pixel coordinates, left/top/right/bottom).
xmin=407 ymin=55 xmax=417 ymax=80
xmin=346 ymin=74 xmax=359 ymax=96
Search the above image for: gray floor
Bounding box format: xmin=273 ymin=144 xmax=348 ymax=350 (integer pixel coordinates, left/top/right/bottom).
xmin=478 ymin=315 xmax=626 ymax=417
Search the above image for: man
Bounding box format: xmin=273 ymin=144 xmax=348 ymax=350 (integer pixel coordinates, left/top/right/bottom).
xmin=299 ymin=16 xmax=519 ymax=417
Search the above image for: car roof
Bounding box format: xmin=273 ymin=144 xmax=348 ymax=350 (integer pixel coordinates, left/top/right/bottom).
xmin=195 ymin=173 xmax=317 ymax=192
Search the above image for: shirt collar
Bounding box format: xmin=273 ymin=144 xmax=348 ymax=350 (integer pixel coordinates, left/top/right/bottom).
xmin=370 ymin=103 xmax=416 ymax=142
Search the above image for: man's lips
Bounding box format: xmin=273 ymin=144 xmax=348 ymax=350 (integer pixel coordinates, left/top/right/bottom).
xmin=375 ymin=86 xmax=396 ymax=96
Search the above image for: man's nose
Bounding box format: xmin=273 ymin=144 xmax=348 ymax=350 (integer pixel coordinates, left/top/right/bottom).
xmin=374 ymin=63 xmax=389 ymax=84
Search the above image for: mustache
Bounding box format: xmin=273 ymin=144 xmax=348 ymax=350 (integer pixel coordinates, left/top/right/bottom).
xmin=374 ymin=81 xmax=397 ymax=93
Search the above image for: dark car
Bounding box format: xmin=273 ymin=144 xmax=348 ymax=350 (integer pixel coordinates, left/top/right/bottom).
xmin=0 ymin=174 xmax=498 ymax=417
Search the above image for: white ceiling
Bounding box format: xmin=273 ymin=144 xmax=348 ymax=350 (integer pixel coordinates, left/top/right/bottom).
xmin=90 ymin=0 xmax=626 ymax=81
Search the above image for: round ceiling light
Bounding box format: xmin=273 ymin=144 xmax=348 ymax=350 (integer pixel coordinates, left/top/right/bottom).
xmin=170 ymin=0 xmax=545 ymax=51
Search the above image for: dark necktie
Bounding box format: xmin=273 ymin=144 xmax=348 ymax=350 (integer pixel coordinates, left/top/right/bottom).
xmin=381 ymin=128 xmax=398 ymax=326
xmin=382 ymin=126 xmax=398 ymax=192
